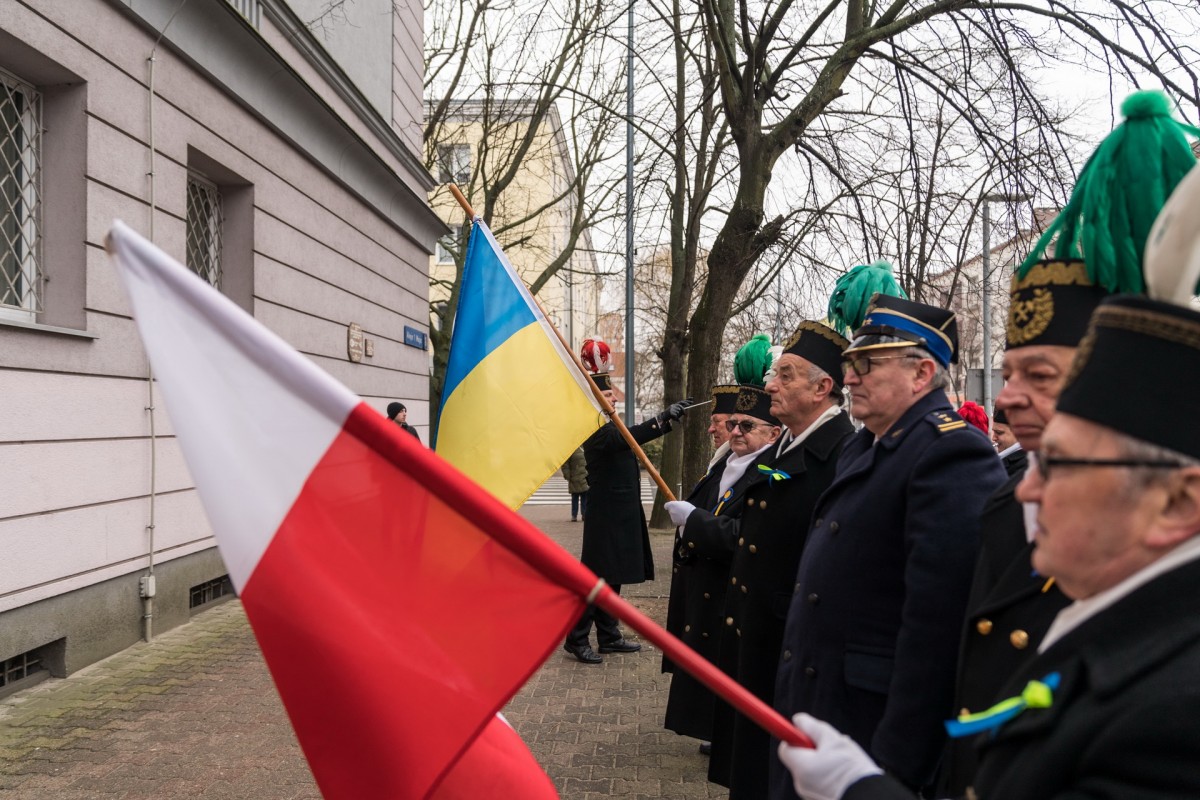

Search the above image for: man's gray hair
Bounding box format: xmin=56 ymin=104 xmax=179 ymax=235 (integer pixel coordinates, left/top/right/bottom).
xmin=806 ymin=362 xmax=845 ymax=406
xmin=1115 ymin=431 xmax=1200 ymax=494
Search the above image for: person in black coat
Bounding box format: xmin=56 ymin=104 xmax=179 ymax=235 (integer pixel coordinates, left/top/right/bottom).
xmin=387 ymin=401 xmax=421 ymax=442
xmin=777 ymin=294 xmax=1200 ymax=800
xmin=989 ymin=407 xmax=1026 ymax=478
xmin=939 ymin=258 xmax=1107 ymax=796
xmin=661 ymin=386 xmax=778 ymax=744
xmin=771 ymin=297 xmax=1006 ymax=797
xmin=563 ymin=374 xmax=688 ymax=664
xmin=696 ymin=322 xmax=854 ymax=800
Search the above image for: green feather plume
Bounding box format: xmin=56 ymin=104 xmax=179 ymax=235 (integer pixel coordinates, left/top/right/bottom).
xmin=734 ymin=334 xmax=773 ymax=387
xmin=1018 ymin=90 xmax=1200 ymax=293
xmin=827 ymin=261 xmax=908 ymax=335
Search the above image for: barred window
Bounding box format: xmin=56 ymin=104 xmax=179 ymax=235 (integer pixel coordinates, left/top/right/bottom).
xmin=186 ymin=172 xmax=223 ymax=288
xmin=437 ymin=144 xmax=471 ymax=184
xmin=0 ymin=68 xmax=42 ymax=319
xmin=225 ymin=0 xmax=261 ymax=27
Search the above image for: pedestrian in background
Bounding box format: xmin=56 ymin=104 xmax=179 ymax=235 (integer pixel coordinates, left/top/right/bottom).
xmin=561 ymin=447 xmax=589 ymax=522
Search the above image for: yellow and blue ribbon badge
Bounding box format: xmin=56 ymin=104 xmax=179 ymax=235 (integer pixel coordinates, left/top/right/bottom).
xmin=756 ymin=464 xmax=791 ymax=483
xmin=713 ymin=488 xmax=733 ymax=515
xmin=945 ymin=672 xmax=1061 ymax=738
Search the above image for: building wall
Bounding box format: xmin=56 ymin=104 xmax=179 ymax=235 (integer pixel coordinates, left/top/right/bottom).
xmin=428 ymin=107 xmax=602 ymax=353
xmin=0 ymin=0 xmax=439 ymax=675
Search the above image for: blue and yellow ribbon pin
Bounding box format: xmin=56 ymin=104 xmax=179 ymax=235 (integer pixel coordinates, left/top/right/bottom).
xmin=945 ymin=672 xmax=1061 ymax=738
xmin=713 ymin=489 xmax=733 ymax=515
xmin=757 ymin=465 xmax=791 ymax=482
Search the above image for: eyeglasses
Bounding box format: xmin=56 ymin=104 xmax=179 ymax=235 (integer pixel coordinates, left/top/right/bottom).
xmin=1028 ymin=451 xmax=1186 ymax=482
xmin=841 ymin=354 xmax=921 ymax=376
xmin=725 ymin=419 xmax=767 ymax=434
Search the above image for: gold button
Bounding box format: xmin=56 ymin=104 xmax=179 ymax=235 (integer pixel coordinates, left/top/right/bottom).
xmin=740 ymin=585 xmax=747 ymax=594
xmin=749 ymin=544 xmax=758 ymax=554
xmin=976 ymin=618 xmax=993 ymax=635
xmin=687 ymin=541 xmax=695 ymax=549
xmin=736 ymin=628 xmax=741 ymax=637
xmin=782 ymin=650 xmax=792 ymax=661
xmin=748 ymin=498 xmax=756 ymax=506
xmin=703 ymin=592 xmax=711 ymax=600
xmin=731 ymin=577 xmax=738 ymax=585
xmin=684 ymin=624 xmax=691 ymax=632
xmin=759 ymin=500 xmax=767 ymax=510
xmin=725 ymin=616 xmax=734 ymax=626
xmin=702 ymin=632 xmax=709 ymax=638
xmin=738 ymin=537 xmax=745 ymax=546
xmin=1010 ymin=630 xmax=1030 ymax=649
xmin=672 ymin=567 xmax=678 ymax=573
xmin=960 ymin=707 xmax=970 ymax=717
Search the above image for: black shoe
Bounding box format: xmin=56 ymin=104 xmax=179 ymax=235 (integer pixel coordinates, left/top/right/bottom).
xmin=564 ymin=643 xmax=602 ymax=664
xmin=598 ymin=639 xmax=641 ymax=653
xmin=698 ymin=742 xmax=712 ymax=756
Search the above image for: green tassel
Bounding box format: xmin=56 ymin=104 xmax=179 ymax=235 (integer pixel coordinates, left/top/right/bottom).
xmin=1019 ymin=90 xmax=1200 ymax=293
xmin=734 ymin=334 xmax=773 ymax=387
xmin=827 ymin=261 xmax=907 ymax=335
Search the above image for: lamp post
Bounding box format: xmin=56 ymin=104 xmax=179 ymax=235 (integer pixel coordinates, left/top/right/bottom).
xmin=624 ymin=0 xmax=635 ymax=426
xmin=980 ymin=192 xmax=1031 ymax=429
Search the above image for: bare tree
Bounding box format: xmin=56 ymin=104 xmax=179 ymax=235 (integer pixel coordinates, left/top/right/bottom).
xmin=669 ymin=0 xmax=1200 ymax=484
xmin=422 ymin=0 xmax=631 ymax=425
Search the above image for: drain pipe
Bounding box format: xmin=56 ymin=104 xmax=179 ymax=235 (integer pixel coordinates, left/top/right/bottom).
xmin=139 ymin=0 xmax=189 ymax=641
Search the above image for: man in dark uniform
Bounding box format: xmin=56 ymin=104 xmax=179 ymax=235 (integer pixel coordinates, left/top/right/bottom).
xmin=563 ymin=373 xmax=688 ymax=664
xmin=777 ymin=293 xmax=1200 ymax=800
xmin=661 ymin=384 xmax=779 ymax=746
xmin=939 ymin=258 xmax=1107 ymax=795
xmin=701 ymin=322 xmax=854 ymax=800
xmin=771 ymin=297 xmax=1006 ymax=797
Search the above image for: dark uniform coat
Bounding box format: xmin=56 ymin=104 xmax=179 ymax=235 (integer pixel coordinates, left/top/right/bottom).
xmin=579 ymin=416 xmax=670 ymax=585
xmin=939 ymin=469 xmax=1071 ymax=796
xmin=705 ymin=411 xmax=855 ymax=799
xmin=844 ymin=555 xmax=1200 ymax=800
xmin=662 ymin=449 xmax=756 ymax=740
xmin=771 ymin=391 xmax=1006 ymax=796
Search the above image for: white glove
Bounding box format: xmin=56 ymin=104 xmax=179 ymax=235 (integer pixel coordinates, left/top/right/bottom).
xmin=664 ymin=500 xmax=696 ymax=528
xmin=777 ymin=713 xmax=882 ymax=800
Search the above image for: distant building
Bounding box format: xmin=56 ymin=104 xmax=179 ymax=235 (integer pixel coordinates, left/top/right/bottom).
xmin=428 ymin=99 xmax=602 ymax=353
xmin=927 ymin=208 xmax=1056 ymax=401
xmin=0 ymin=0 xmax=441 ymax=689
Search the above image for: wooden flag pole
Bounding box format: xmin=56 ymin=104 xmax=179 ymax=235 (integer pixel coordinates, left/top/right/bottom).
xmin=446 ymin=184 xmax=676 ymax=503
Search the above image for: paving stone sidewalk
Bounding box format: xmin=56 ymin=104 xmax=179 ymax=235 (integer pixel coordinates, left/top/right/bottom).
xmin=0 ymin=505 xmax=728 ymax=799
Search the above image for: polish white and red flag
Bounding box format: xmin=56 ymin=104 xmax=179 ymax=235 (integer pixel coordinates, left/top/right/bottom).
xmin=104 ymin=221 xmax=599 ymax=799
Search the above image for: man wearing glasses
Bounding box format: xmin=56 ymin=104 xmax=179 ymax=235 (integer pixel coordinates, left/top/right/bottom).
xmin=939 ymin=257 xmax=1108 ymax=795
xmin=771 ymin=296 xmax=1006 ymax=797
xmin=778 ymin=294 xmax=1200 ymax=800
xmin=662 ymin=382 xmax=780 ymax=751
xmin=701 ymin=321 xmax=855 ymax=799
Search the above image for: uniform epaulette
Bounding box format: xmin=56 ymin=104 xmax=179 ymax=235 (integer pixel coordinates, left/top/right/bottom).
xmin=928 ymin=410 xmax=968 ymax=434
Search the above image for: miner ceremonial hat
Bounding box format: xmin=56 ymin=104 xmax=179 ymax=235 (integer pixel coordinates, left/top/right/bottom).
xmin=711 ymin=384 xmax=739 ymax=415
xmin=779 ymin=321 xmax=850 ymax=388
xmin=1057 ymin=130 xmax=1200 ymax=461
xmin=733 ymin=335 xmax=779 ymax=425
xmin=1057 ymin=296 xmax=1200 ymax=460
xmin=1008 ymin=90 xmax=1198 ymax=349
xmin=590 ymin=372 xmax=612 ymax=392
xmin=845 ymin=294 xmax=959 ymax=368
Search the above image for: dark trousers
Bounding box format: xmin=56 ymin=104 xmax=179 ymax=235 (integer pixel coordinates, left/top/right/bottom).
xmin=566 ymin=583 xmax=623 ymax=646
xmin=571 ymin=492 xmax=588 ymax=519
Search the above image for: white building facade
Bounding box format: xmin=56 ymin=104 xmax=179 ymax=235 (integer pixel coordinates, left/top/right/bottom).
xmin=0 ymin=0 xmax=440 ymax=689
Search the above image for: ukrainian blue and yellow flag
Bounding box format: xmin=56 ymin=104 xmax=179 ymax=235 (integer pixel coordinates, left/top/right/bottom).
xmin=434 ymin=218 xmax=605 ymax=509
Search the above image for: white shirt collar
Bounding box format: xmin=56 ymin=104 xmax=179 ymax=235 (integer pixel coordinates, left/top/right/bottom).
xmin=720 ymin=441 xmax=774 ymax=498
xmin=777 ymin=405 xmax=842 ymax=458
xmin=1039 ymin=535 xmax=1200 ymax=653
